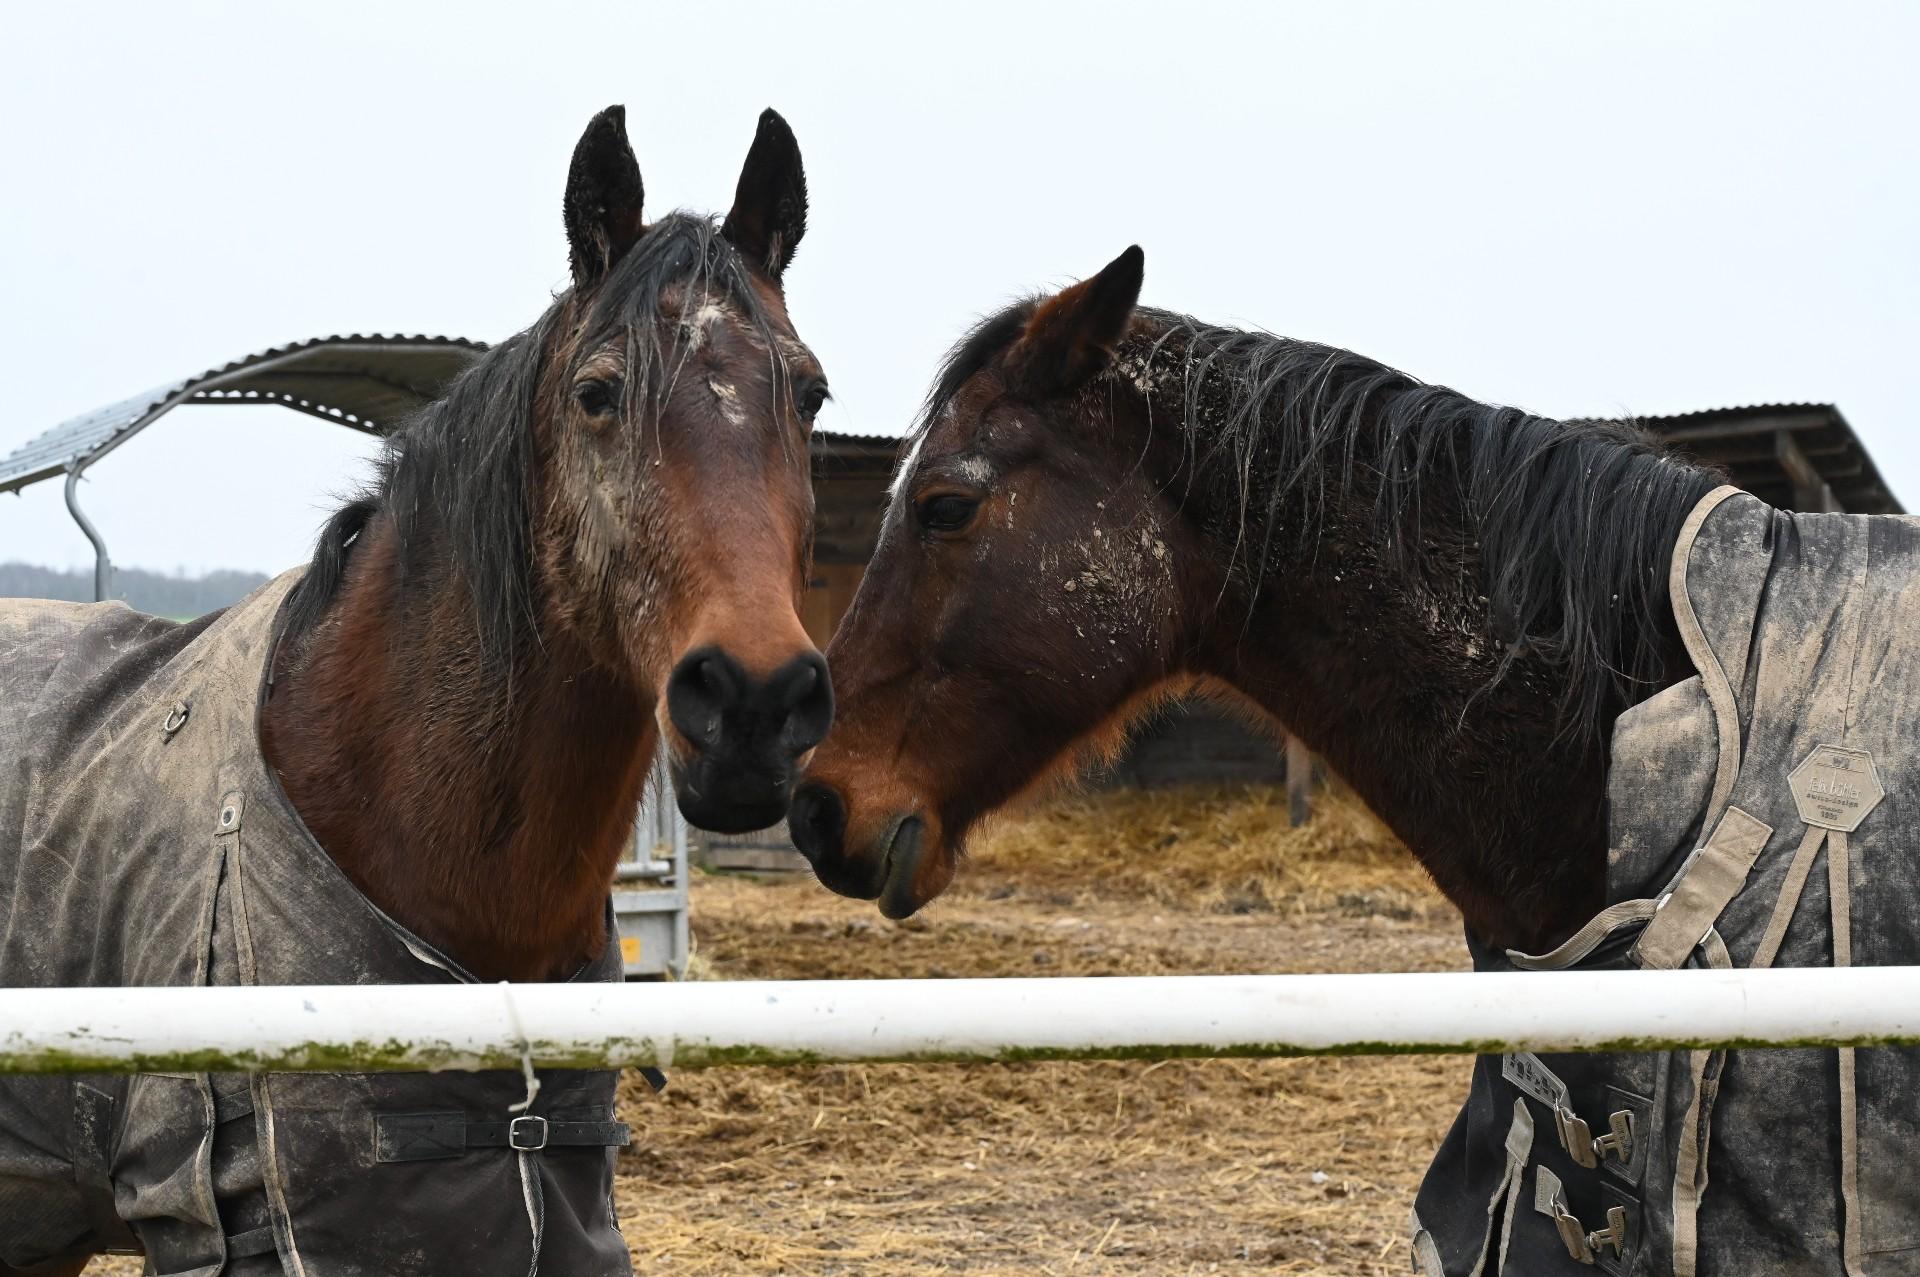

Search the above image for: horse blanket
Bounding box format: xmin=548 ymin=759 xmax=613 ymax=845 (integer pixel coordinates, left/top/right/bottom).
xmin=1413 ymin=487 xmax=1920 ymax=1275
xmin=0 ymin=573 xmax=632 ymax=1275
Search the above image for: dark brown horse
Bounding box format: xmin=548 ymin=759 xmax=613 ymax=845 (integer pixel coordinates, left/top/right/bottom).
xmin=260 ymin=105 xmax=834 ymax=986
xmin=789 ymin=245 xmax=1716 ymax=957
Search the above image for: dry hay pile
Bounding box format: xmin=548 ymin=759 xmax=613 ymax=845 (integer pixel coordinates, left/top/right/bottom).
xmin=966 ymin=782 xmax=1445 ymax=921
xmin=615 ymin=784 xmax=1471 ymax=1276
xmin=86 ymin=784 xmax=1470 ymax=1276
xmin=616 ymin=1049 xmax=1464 ymax=1275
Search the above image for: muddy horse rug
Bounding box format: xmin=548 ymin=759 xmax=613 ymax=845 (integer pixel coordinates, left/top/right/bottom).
xmin=0 ymin=573 xmax=630 ymax=1274
xmin=1414 ymin=487 xmax=1920 ymax=1276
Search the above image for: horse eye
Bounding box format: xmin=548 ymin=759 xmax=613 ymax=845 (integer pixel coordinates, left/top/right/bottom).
xmin=917 ymin=494 xmax=980 ymax=535
xmin=798 ymin=381 xmax=829 ymax=420
xmin=574 ymin=378 xmax=620 ymax=417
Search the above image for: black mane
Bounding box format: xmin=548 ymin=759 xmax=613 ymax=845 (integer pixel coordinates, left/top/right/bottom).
xmin=916 ymin=304 xmax=1034 ymax=427
xmin=914 ymin=303 xmax=1720 ymax=736
xmin=280 ymin=214 xmax=782 ymax=664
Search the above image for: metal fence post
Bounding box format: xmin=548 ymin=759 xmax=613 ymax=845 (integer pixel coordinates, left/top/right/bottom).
xmin=63 ymin=463 xmax=112 ymax=602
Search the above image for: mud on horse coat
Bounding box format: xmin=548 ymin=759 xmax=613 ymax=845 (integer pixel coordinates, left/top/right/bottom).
xmin=791 ymin=245 xmax=1920 ymax=1275
xmin=1418 ymin=489 xmax=1920 ymax=1277
xmin=0 ymin=104 xmax=831 ymax=1275
xmin=0 ymin=579 xmax=631 ymax=1273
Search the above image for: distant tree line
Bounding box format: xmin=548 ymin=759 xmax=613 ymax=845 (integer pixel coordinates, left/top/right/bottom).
xmin=0 ymin=562 xmax=270 ymax=619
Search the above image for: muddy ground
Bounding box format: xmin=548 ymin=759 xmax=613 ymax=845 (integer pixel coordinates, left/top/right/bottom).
xmin=90 ymin=788 xmax=1472 ymax=1275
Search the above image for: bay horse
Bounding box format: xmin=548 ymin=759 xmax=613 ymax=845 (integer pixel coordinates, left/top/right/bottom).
xmin=786 ymin=248 xmax=1901 ymax=1272
xmin=790 ymin=244 xmax=1710 ymax=951
xmin=0 ymin=106 xmax=830 ymax=1275
xmin=262 ymin=105 xmax=834 ymax=985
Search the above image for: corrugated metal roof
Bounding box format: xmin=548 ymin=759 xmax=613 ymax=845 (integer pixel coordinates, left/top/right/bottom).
xmin=812 ymin=430 xmax=903 ymax=448
xmin=1635 ymin=403 xmax=1901 ymax=515
xmin=10 ymin=340 xmax=1891 ymax=520
xmin=810 ymin=429 xmax=901 ymax=483
xmin=1635 ymin=403 xmax=1843 ymax=437
xmin=0 ymin=334 xmax=488 ymax=496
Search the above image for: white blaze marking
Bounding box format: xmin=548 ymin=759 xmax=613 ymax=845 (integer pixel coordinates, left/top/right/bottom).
xmin=708 ymin=376 xmax=747 ymax=426
xmin=887 ymin=428 xmax=929 ymax=504
xmin=678 ymin=299 xmax=737 ymax=355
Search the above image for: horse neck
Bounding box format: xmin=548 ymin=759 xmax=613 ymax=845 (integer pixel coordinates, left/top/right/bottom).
xmin=260 ymin=518 xmax=653 ymax=982
xmin=1215 ymin=563 xmax=1614 ymax=954
xmin=1143 ymin=390 xmax=1693 ymax=954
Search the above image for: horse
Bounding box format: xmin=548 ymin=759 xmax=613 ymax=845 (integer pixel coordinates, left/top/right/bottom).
xmin=789 ymin=248 xmax=1920 ymax=1272
xmin=0 ymin=105 xmax=831 ymax=1276
xmin=789 ymin=244 xmax=1706 ymax=947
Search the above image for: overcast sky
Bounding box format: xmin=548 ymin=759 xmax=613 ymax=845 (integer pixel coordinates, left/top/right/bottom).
xmin=3 ymin=2 xmax=1915 ymax=575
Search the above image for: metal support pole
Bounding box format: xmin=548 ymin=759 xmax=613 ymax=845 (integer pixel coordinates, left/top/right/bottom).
xmin=62 ymin=463 xmax=112 ymax=602
xmin=670 ymin=796 xmax=691 ymax=979
xmin=1286 ymin=734 xmax=1314 ymax=827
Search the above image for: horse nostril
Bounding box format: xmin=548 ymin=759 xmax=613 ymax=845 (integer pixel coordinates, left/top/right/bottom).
xmin=785 ymin=663 xmax=817 ymax=703
xmin=774 ymin=651 xmax=835 ymax=755
xmin=667 ymin=646 xmax=745 ymax=749
xmin=788 ymin=781 xmax=846 ymax=865
xmin=671 ymin=646 xmax=830 ymax=761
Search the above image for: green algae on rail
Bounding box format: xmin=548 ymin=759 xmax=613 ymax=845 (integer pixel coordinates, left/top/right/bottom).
xmin=8 ymin=1028 xmax=1920 ymax=1075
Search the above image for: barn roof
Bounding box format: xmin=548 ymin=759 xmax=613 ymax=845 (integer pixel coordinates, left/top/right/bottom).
xmin=9 ymin=334 xmax=1886 ymax=519
xmin=0 ymin=334 xmax=488 ymax=496
xmin=1639 ymin=403 xmax=1901 ymax=515
xmin=0 ymin=331 xmax=914 ymax=501
xmin=808 ymin=431 xmax=899 ymax=564
xmin=811 ymin=429 xmax=900 ymax=468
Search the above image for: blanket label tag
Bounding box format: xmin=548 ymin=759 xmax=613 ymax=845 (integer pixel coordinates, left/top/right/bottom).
xmin=1789 ymin=744 xmax=1884 ymax=832
xmin=1504 ymin=1051 xmax=1572 ymax=1111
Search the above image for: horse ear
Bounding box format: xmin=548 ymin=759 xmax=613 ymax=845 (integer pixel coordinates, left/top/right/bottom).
xmin=722 ymin=108 xmax=808 ymax=281
xmin=564 ymin=105 xmax=646 ymax=289
xmin=1005 ymin=246 xmax=1146 ymax=396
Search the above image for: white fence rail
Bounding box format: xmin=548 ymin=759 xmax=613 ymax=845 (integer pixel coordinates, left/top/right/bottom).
xmin=3 ymin=968 xmax=1919 ymax=1074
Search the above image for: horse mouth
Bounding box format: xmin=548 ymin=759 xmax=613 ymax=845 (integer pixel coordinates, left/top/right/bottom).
xmin=670 ymin=754 xmax=793 ymax=835
xmin=877 ymin=815 xmax=928 ymax=920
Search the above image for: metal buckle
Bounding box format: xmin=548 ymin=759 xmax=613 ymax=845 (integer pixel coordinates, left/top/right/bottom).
xmin=1546 ymin=1192 xmax=1628 ymax=1266
xmin=1588 ymin=1206 xmax=1628 ymax=1261
xmin=508 ymin=1115 xmax=548 ymax=1151
xmin=1536 ymin=1164 xmax=1631 ymax=1267
xmin=1552 ymin=1207 xmax=1595 ymax=1264
xmin=1555 ymin=1107 xmax=1634 ymax=1170
xmin=1592 ymin=1111 xmax=1634 ymax=1167
xmin=1556 ymin=1108 xmax=1597 ymax=1168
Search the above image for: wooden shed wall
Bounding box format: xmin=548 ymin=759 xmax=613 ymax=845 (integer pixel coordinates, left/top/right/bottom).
xmin=1096 ymin=700 xmax=1288 ymax=789
xmin=803 ymin=562 xmax=865 ymax=648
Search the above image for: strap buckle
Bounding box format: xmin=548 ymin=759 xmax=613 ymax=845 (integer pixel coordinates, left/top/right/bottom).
xmin=1548 ymin=1199 xmax=1626 ymax=1265
xmin=1555 ymin=1107 xmax=1634 ymax=1170
xmin=1536 ymin=1168 xmax=1630 ymax=1265
xmin=508 ymin=1114 xmax=548 ymax=1151
xmin=1587 ymin=1206 xmax=1629 ymax=1261
xmin=1556 ymin=1109 xmax=1596 ymax=1168
xmin=1591 ymin=1110 xmax=1634 ymax=1166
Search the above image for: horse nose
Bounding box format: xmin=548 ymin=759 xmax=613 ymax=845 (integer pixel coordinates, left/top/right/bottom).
xmin=788 ymin=780 xmax=846 ymax=866
xmin=667 ymin=646 xmax=834 ymax=760
xmin=766 ymin=650 xmax=834 ymax=753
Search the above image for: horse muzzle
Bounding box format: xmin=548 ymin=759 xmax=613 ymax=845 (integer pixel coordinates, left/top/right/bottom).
xmin=788 ymin=782 xmax=937 ymax=918
xmin=666 ymin=644 xmax=832 ymax=833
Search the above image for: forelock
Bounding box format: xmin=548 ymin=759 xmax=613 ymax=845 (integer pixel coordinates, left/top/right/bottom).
xmin=890 ymin=303 xmax=1034 ymax=503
